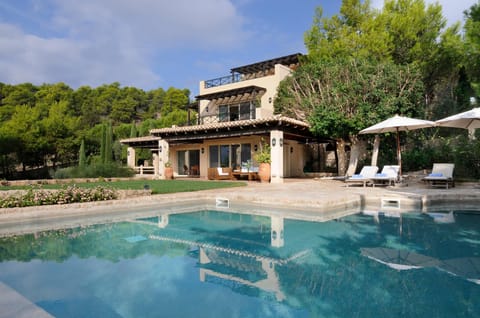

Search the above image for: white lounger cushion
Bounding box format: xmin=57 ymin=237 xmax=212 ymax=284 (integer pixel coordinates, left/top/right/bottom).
xmin=217 ymin=167 xmax=229 ymax=176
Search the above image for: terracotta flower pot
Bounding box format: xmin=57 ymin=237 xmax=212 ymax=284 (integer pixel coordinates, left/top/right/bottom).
xmin=258 ymin=163 xmax=271 ymax=183
xmin=164 ymin=167 xmax=174 ymax=180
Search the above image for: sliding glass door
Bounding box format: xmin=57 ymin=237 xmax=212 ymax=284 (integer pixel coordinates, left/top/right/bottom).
xmin=209 ymin=144 xmax=251 ymax=169
xmin=177 ymin=150 xmax=200 ymax=176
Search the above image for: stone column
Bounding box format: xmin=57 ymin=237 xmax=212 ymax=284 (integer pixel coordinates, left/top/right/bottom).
xmin=158 ymin=139 xmax=169 ymax=179
xmin=127 ymin=147 xmax=135 ymax=168
xmin=158 ymin=214 xmax=169 ymax=228
xmin=371 ymin=135 xmax=380 ymax=167
xmin=152 ymin=152 xmax=159 ymax=178
xmin=270 ymin=130 xmax=284 ymax=183
xmin=270 ymin=216 xmax=284 ymax=248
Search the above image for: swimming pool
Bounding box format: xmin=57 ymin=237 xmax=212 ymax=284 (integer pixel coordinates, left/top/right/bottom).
xmin=0 ymin=209 xmax=479 ymax=317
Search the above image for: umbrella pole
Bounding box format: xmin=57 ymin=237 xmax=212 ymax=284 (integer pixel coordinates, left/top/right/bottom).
xmin=396 ymin=127 xmax=402 ymax=179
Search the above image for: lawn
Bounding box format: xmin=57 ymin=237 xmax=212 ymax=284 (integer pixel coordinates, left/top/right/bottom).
xmin=0 ymin=179 xmax=247 ymax=195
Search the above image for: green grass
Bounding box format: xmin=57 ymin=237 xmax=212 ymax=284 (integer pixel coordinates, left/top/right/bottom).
xmin=0 ymin=179 xmax=247 ymax=195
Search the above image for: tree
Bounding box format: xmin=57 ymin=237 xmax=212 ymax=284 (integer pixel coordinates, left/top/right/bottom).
xmin=305 ymin=0 xmax=461 ymax=108
xmin=2 ymin=105 xmax=45 ymax=171
xmin=305 ymin=0 xmax=391 ymax=62
xmin=276 ymin=58 xmax=424 ymax=175
xmin=111 ymin=86 xmax=147 ymax=124
xmin=280 ymin=0 xmax=469 ymax=174
xmin=145 ymin=88 xmax=166 ymax=119
xmin=159 ymin=109 xmax=189 ymax=128
xmin=100 ymin=123 xmax=106 ymax=164
xmin=35 ymin=83 xmax=73 ymax=109
xmin=0 ymin=81 xmax=193 ymax=179
xmin=380 ymin=0 xmax=446 ymax=66
xmin=1 ymin=83 xmax=37 ymax=108
xmin=74 ymin=85 xmax=98 ymax=127
xmin=105 ymin=121 xmax=113 ymax=163
xmin=0 ymin=83 xmax=37 ymax=122
xmin=0 ymin=127 xmax=19 ymax=177
xmin=79 ymin=139 xmax=86 ymax=167
xmin=111 ymin=97 xmax=137 ymax=124
xmin=41 ymin=100 xmax=79 ymax=167
xmin=160 ymin=87 xmax=190 ymax=117
xmin=464 ymin=1 xmax=480 ymax=96
xmin=130 ymin=121 xmax=137 ymax=138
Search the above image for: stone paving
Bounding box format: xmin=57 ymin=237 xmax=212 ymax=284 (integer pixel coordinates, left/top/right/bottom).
xmin=1 ymin=177 xmax=478 ymax=226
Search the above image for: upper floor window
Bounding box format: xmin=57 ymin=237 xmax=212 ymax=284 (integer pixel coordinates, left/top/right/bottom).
xmin=219 ymin=102 xmax=256 ymax=122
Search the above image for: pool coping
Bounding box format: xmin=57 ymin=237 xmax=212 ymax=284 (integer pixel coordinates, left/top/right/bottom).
xmin=0 ymin=179 xmax=479 ymax=237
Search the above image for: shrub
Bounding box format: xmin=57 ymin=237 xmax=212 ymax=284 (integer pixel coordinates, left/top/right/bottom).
xmin=254 ymin=139 xmax=271 ymax=164
xmin=54 ymin=163 xmax=135 ymax=179
xmin=0 ymin=185 xmax=118 ymax=208
xmin=402 ymin=135 xmax=480 ymax=179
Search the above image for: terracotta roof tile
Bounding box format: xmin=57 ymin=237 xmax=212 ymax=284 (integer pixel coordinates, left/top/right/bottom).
xmin=149 ymin=115 xmax=309 ymax=134
xmin=120 ymin=135 xmax=161 ymax=143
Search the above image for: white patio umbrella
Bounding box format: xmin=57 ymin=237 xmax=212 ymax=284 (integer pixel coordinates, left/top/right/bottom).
xmin=436 ymin=107 xmax=480 ymax=136
xmin=359 ymin=115 xmax=436 ymax=177
xmin=361 ymin=247 xmax=439 ymax=271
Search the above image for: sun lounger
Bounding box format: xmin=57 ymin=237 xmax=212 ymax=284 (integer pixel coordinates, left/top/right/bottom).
xmin=422 ymin=163 xmax=455 ymax=189
xmin=345 ymin=166 xmax=379 ymax=187
xmin=371 ymin=165 xmax=400 ymax=187
xmin=207 ymin=167 xmax=234 ymax=180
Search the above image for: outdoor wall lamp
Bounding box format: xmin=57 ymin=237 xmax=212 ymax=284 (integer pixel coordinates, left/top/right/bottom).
xmin=254 ymin=144 xmax=258 ymax=152
xmin=279 ymin=138 xmax=283 ymax=147
xmin=206 ymin=106 xmax=209 ymax=113
xmin=290 ymin=147 xmax=293 ymax=153
xmin=272 ymin=138 xmax=276 ymax=147
xmin=268 ymin=97 xmax=272 ymax=103
xmin=201 ymin=147 xmax=204 ymax=154
xmin=159 ymin=145 xmax=162 ymax=153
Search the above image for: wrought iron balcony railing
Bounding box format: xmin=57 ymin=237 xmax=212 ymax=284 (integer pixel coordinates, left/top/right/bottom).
xmin=204 ymin=73 xmax=242 ymax=88
xmin=204 ymin=69 xmax=275 ymax=89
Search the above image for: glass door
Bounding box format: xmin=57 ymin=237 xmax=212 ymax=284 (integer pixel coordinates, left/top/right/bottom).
xmin=188 ymin=150 xmax=200 ymax=176
xmin=177 ymin=150 xmax=200 ymax=176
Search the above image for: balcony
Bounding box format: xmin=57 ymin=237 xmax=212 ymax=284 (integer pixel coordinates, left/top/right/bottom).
xmin=204 ymin=69 xmax=275 ymax=89
xmin=204 ymin=73 xmax=242 ymax=88
xmin=203 ymin=53 xmax=302 ymax=89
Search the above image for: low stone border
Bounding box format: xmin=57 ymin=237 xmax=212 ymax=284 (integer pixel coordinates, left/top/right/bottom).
xmin=1 ymin=177 xmax=152 ymax=187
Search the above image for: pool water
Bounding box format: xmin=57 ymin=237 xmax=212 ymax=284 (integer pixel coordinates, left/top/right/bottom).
xmin=0 ymin=210 xmax=479 ymax=317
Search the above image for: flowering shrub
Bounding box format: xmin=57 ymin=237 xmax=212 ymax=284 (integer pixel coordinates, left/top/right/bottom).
xmin=0 ymin=185 xmax=118 ymax=208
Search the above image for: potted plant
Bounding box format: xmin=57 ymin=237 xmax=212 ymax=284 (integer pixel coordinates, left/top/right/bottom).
xmin=164 ymin=161 xmax=174 ymax=180
xmin=254 ymin=139 xmax=271 ymax=183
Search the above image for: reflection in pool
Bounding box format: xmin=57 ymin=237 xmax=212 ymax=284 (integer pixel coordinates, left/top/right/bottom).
xmin=0 ymin=210 xmax=479 ymax=317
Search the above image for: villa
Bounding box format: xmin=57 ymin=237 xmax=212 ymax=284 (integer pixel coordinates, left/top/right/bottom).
xmin=121 ymin=53 xmax=333 ymax=182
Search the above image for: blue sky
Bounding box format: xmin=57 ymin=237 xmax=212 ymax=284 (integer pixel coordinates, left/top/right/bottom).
xmin=0 ymin=0 xmax=476 ymax=97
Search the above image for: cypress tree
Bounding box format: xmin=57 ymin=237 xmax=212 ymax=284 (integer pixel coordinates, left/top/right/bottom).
xmin=100 ymin=123 xmax=106 ymax=164
xmin=105 ymin=121 xmax=113 ymax=163
xmin=79 ymin=139 xmax=86 ymax=167
xmin=130 ymin=121 xmax=137 ymax=138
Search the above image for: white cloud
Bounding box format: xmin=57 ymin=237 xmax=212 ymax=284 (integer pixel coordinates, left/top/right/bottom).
xmin=0 ymin=23 xmax=160 ymax=88
xmin=50 ymin=0 xmax=247 ymax=49
xmin=0 ymin=0 xmax=248 ymax=89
